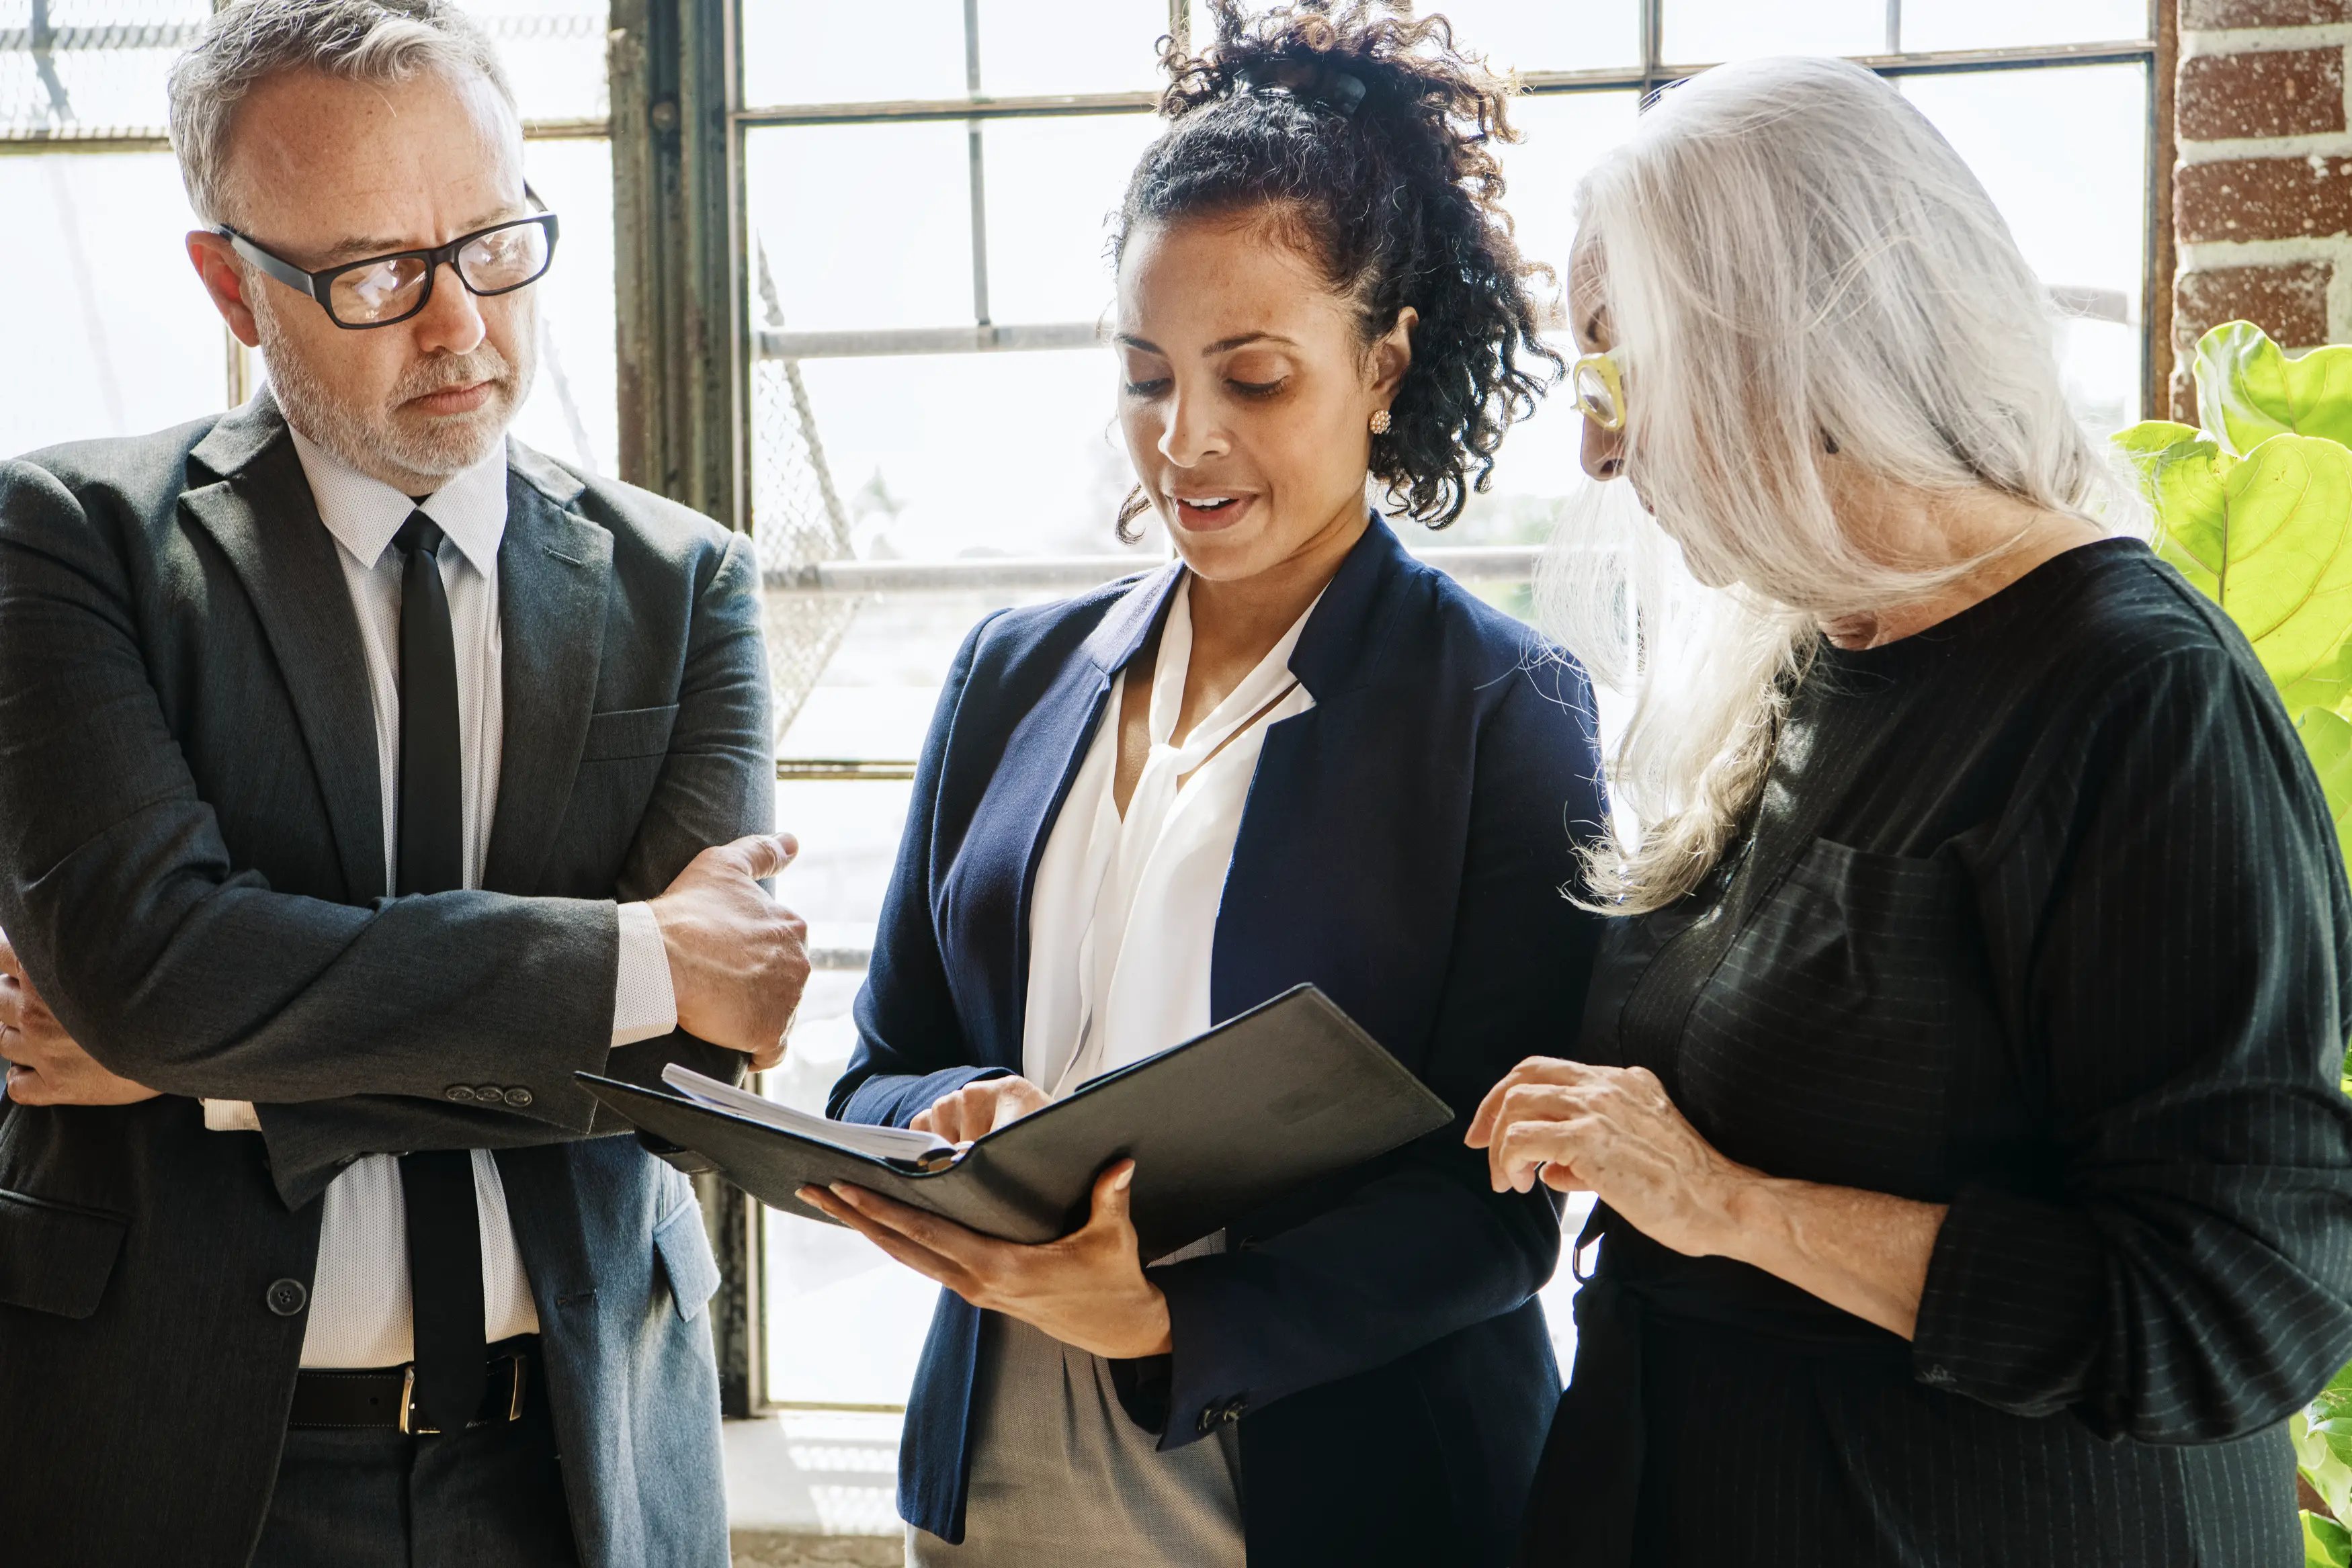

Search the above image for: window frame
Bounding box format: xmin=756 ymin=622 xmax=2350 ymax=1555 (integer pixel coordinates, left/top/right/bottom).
xmin=2 ymin=1 xmax=619 ymax=425
xmin=2 ymin=0 xmax=2172 ymax=1423
xmin=689 ymin=0 xmax=2172 ymax=1418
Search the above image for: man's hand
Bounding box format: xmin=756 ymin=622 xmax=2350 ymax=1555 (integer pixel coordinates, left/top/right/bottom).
xmin=0 ymin=930 xmax=161 ymax=1107
xmin=913 ymin=1076 xmax=1051 ymax=1145
xmin=647 ymin=834 xmax=810 ymax=1070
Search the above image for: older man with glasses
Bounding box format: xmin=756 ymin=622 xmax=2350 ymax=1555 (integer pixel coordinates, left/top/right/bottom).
xmin=0 ymin=3 xmax=805 ymax=1565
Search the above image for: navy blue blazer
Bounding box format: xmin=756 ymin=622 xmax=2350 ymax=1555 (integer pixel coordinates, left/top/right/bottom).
xmin=831 ymin=519 xmax=1607 ymax=1567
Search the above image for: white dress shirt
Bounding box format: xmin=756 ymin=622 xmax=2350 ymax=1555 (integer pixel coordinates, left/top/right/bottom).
xmin=1021 ymin=573 xmax=1318 ymax=1096
xmin=202 ymin=426 xmax=680 ymax=1369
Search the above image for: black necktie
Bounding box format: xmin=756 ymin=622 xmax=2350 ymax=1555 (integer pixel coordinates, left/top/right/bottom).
xmin=392 ymin=512 xmax=485 ymax=1434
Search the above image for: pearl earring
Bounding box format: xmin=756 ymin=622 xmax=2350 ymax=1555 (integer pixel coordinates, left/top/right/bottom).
xmin=1370 ymin=409 xmax=1392 ymax=435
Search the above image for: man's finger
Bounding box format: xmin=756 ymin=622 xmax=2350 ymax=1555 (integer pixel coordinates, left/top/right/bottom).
xmin=0 ymin=932 xmax=21 ymax=984
xmin=730 ymin=832 xmax=800 ymax=881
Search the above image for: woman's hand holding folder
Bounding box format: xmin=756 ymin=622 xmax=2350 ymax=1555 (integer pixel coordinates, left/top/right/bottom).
xmin=798 ymin=1160 xmax=1177 ymax=1360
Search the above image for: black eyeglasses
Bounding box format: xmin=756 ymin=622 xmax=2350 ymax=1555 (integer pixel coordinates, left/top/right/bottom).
xmin=220 ymin=210 xmax=560 ymax=331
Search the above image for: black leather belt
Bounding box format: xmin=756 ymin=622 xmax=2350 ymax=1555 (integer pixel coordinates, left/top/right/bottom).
xmin=288 ymin=1334 xmax=538 ymax=1434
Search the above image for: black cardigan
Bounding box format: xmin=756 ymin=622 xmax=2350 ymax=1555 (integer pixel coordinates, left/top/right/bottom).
xmin=1528 ymin=538 xmax=2352 ymax=1568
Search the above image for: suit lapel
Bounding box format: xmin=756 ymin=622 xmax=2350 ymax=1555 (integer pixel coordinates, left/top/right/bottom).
xmin=482 ymin=450 xmax=612 ymax=896
xmin=978 ymin=566 xmax=1181 ymax=1066
xmin=182 ymin=400 xmax=387 ymax=902
xmin=1211 ymin=518 xmax=1403 ymax=1019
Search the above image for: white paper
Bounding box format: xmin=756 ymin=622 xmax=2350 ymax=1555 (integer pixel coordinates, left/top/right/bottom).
xmin=660 ymin=1063 xmax=955 ymax=1164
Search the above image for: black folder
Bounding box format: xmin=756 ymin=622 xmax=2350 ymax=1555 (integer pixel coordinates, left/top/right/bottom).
xmin=579 ymin=984 xmax=1454 ymax=1258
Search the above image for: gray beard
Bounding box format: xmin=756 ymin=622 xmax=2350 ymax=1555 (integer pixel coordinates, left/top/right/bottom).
xmin=250 ymin=288 xmax=536 ymax=490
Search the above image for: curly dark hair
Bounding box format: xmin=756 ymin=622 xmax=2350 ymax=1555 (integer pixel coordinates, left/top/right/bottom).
xmin=1111 ymin=0 xmax=1558 ymax=536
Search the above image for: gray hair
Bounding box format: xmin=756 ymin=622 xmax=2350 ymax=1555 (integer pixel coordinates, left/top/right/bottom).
xmin=167 ymin=0 xmax=516 ymax=226
xmin=1540 ymin=56 xmax=2133 ymax=913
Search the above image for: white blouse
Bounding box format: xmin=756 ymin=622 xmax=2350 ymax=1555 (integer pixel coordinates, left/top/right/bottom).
xmin=1020 ymin=572 xmax=1319 ymax=1098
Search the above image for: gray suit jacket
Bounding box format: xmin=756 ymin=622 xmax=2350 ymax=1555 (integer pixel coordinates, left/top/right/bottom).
xmin=0 ymin=395 xmax=770 ymax=1567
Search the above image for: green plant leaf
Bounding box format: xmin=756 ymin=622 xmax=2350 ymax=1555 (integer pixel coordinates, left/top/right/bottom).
xmin=2115 ymin=419 xmax=2206 ymax=460
xmin=2301 ymin=711 xmax=2352 ymax=871
xmin=2129 ymin=435 xmax=2231 ymax=603
xmin=2307 ymin=1511 xmax=2352 ymax=1568
xmin=2197 ymin=321 xmax=2352 ymax=456
xmin=2144 ymin=433 xmax=2352 ymax=715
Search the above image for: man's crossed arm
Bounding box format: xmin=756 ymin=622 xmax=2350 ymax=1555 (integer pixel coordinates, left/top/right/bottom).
xmin=0 ymin=829 xmax=809 ymax=1113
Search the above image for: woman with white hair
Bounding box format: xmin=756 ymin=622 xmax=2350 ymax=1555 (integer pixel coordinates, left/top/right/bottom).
xmin=1470 ymin=55 xmax=2352 ymax=1567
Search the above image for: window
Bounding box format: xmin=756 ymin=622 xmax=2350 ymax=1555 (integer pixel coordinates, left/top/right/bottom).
xmin=733 ymin=0 xmax=2163 ymax=1413
xmin=0 ymin=0 xmax=2165 ymax=1427
xmin=0 ymin=0 xmax=621 ymax=477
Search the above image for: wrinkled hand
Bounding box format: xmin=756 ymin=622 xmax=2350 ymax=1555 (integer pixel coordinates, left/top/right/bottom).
xmin=0 ymin=930 xmax=159 ymax=1107
xmin=799 ymin=1162 xmax=1173 ymax=1360
xmin=913 ymin=1076 xmax=1051 ymax=1145
xmin=648 ymin=834 xmax=810 ymax=1070
xmin=1466 ymin=1057 xmax=1749 ymax=1259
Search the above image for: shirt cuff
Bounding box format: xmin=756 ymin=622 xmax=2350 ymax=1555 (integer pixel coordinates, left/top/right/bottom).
xmin=612 ymin=901 xmax=679 ymax=1047
xmin=201 ymin=1098 xmax=262 ymax=1132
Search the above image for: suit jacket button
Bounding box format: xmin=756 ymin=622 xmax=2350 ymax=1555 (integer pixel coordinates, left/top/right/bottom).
xmin=446 ymin=1086 xmax=475 ymax=1102
xmin=505 ymin=1087 xmax=533 ymax=1108
xmin=266 ymin=1278 xmax=308 ymax=1317
xmin=1196 ymin=1406 xmax=1220 ymax=1436
xmin=475 ymin=1085 xmax=503 ymax=1103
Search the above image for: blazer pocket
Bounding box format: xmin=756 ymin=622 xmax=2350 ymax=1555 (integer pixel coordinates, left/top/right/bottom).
xmin=581 ymin=704 xmax=680 ymax=763
xmin=0 ymin=1188 xmax=128 ymax=1319
xmin=653 ymin=1201 xmax=720 ymax=1323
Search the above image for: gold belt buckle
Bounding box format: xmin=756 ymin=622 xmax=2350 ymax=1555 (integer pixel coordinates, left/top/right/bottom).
xmin=396 ymin=1364 xmax=435 ymax=1436
xmin=396 ymin=1353 xmax=526 ymax=1435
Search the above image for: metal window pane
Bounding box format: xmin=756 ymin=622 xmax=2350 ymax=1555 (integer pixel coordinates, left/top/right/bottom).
xmin=780 ymin=349 xmax=1152 ymax=562
xmin=979 ymin=112 xmax=1162 ymax=326
xmin=1902 ymin=63 xmax=2147 ymax=429
xmin=1420 ymin=0 xmax=1642 ymax=75
xmin=1901 ymin=0 xmax=2150 ymax=52
xmin=1498 ymin=91 xmax=1642 ymax=317
xmin=0 ymin=150 xmax=226 ymax=453
xmin=748 ymin=345 xmax=1161 ymax=752
xmin=1449 ymin=91 xmax=1640 ymax=548
xmin=760 ymin=777 xmax=939 ymax=1409
xmin=1 ymin=3 xmax=612 ymax=138
xmin=462 ymin=0 xmax=613 ymax=124
xmin=1662 ymin=0 xmax=1886 ymax=63
xmin=974 ymin=0 xmax=1171 ymax=97
xmin=741 ymin=0 xmax=968 ymax=108
xmin=509 ymin=136 xmax=619 ymax=475
xmin=747 ymin=122 xmax=976 ymax=333
xmin=0 ymin=0 xmax=206 ymax=139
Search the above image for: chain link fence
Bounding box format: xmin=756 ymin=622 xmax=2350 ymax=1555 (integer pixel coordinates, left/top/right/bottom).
xmin=1 ymin=0 xmax=609 ymax=140
xmin=750 ymin=239 xmax=862 ymax=748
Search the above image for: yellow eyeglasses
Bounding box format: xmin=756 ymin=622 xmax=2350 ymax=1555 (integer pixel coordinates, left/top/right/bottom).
xmin=1568 ymin=348 xmax=1628 ymax=433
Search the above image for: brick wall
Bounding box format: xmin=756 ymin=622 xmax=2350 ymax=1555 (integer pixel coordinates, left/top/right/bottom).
xmin=2174 ymin=0 xmax=2352 ymax=413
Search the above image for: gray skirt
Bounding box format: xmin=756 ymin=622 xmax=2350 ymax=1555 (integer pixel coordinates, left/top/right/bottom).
xmin=906 ymin=1250 xmax=1245 ymax=1567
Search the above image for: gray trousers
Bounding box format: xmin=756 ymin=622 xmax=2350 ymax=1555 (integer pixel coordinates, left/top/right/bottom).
xmin=249 ymin=1383 xmax=579 ymax=1568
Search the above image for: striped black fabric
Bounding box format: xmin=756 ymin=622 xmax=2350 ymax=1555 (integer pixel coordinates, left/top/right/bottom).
xmin=1560 ymin=538 xmax=2352 ymax=1566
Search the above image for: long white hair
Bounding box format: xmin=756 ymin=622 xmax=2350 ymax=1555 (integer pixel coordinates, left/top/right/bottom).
xmin=1542 ymin=55 xmax=2130 ymax=913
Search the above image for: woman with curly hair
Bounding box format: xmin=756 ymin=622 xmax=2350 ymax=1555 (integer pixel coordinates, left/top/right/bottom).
xmin=797 ymin=4 xmax=1601 ymax=1564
